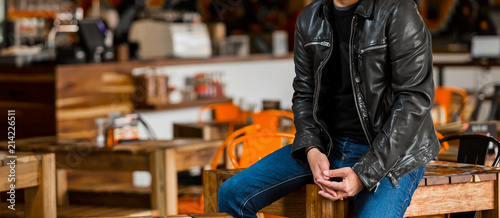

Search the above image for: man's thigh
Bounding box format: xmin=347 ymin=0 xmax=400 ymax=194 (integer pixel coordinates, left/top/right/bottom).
xmin=352 ymin=166 xmax=425 ymax=218
xmin=218 ymin=144 xmax=313 ymax=217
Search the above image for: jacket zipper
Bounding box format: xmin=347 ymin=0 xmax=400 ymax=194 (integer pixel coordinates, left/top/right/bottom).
xmin=304 ymin=41 xmax=331 ymax=48
xmin=359 ymin=44 xmax=387 ymax=55
xmin=374 ymin=135 xmax=433 ymax=191
xmin=313 ymin=7 xmax=335 ymax=156
xmin=348 ymin=15 xmax=372 ymax=145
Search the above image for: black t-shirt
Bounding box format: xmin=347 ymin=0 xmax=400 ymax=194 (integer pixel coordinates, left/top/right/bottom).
xmin=320 ymin=2 xmax=367 ymax=143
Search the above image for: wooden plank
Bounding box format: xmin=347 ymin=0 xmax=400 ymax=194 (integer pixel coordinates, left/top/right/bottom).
xmin=404 ymin=181 xmax=495 ymax=217
xmin=481 ymin=173 xmax=500 ymax=218
xmin=190 ymin=213 xmax=232 ymax=217
xmin=260 ymin=185 xmax=307 ymax=218
xmin=305 ymin=184 xmax=353 ymax=218
xmin=165 ymin=148 xmax=178 ymax=215
xmin=25 ymin=153 xmax=57 ymax=218
xmin=0 ymin=161 xmax=40 ymax=191
xmin=425 ymin=176 xmax=450 ymax=185
xmin=57 ymin=169 xmax=69 ymax=206
xmin=475 ymin=174 xmax=498 ymax=182
xmin=203 ymin=169 xmax=244 ymax=214
xmin=57 ymin=205 xmax=158 ymax=217
xmin=139 ymin=97 xmax=233 ymax=111
xmin=450 ymin=175 xmax=473 ymax=184
xmin=57 ymin=205 xmax=97 ymax=215
xmin=418 ymin=179 xmax=426 ymax=187
xmin=203 ymin=170 xmax=219 ymax=214
xmin=56 ymin=103 xmax=133 ymax=121
xmin=150 ymin=148 xmax=178 ymax=215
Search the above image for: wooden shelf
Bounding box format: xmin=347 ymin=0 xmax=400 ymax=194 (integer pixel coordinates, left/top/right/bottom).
xmin=135 ymin=97 xmax=233 ymax=111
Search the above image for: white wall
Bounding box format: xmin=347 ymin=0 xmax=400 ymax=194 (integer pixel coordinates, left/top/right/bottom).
xmin=137 ymin=53 xmax=500 ymax=139
xmin=433 ymin=53 xmax=500 ymax=90
xmin=135 ymin=58 xmax=295 ymax=140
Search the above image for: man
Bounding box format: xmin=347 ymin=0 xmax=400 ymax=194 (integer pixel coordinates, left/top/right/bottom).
xmin=218 ymin=0 xmax=440 ymax=217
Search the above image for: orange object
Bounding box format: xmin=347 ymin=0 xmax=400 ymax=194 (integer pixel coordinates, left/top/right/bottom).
xmin=251 ymin=110 xmax=295 ymax=133
xmin=198 ymin=102 xmax=249 ymax=135
xmin=210 ymin=124 xmax=261 ymax=169
xmin=207 ymin=124 xmax=294 ymax=218
xmin=250 ymin=110 xmax=295 ymax=146
xmin=227 ymin=130 xmax=295 ymax=168
xmin=436 ymin=131 xmax=449 ymax=154
xmin=434 ymin=86 xmax=468 ymax=124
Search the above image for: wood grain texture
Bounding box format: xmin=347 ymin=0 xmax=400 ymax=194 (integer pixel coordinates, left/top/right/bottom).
xmin=150 ymin=149 xmax=178 ymax=215
xmin=150 ymin=149 xmax=167 ymax=215
xmin=405 ymin=181 xmax=495 ymax=217
xmin=24 ymin=153 xmax=57 ymax=218
xmin=190 ymin=213 xmax=232 ymax=217
xmin=204 ymin=166 xmax=500 ymax=218
xmin=418 ymin=179 xmax=426 ymax=186
xmin=481 ymin=173 xmax=500 ymax=218
xmin=175 ymin=140 xmax=221 ymax=171
xmin=165 ymin=148 xmax=178 ymax=216
xmin=56 ymin=205 xmax=158 ymax=217
xmin=260 ymin=185 xmax=307 ymax=218
xmin=56 ymin=169 xmax=69 ymax=206
xmin=475 ymin=174 xmax=498 ymax=182
xmin=203 ymin=170 xmax=219 ymax=214
xmin=450 ymin=175 xmax=473 ymax=183
xmin=0 ymin=161 xmax=39 ymax=191
xmin=305 ymin=184 xmax=353 ymax=218
xmin=426 ymin=176 xmax=450 ymax=185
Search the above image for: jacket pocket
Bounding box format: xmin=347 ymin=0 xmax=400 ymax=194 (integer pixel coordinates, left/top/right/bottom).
xmin=304 ymin=40 xmax=331 ymax=48
xmin=359 ymin=43 xmax=387 ymax=56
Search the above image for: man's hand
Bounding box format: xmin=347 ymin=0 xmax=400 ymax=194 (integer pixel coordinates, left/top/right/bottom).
xmin=316 ymin=167 xmax=365 ymax=201
xmin=307 ymin=148 xmax=337 ymax=197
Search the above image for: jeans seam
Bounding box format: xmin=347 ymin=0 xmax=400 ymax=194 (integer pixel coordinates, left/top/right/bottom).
xmin=238 ymin=173 xmax=313 ymax=218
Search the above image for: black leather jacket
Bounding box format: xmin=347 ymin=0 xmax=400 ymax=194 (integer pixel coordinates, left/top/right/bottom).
xmin=291 ymin=0 xmax=440 ymax=191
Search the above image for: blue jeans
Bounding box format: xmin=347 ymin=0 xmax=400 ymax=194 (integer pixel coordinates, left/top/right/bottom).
xmin=218 ymin=137 xmax=425 ymax=218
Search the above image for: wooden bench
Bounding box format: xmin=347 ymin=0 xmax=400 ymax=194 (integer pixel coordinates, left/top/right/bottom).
xmin=204 ymin=161 xmax=500 ymax=217
xmin=0 ymin=152 xmax=56 ymax=218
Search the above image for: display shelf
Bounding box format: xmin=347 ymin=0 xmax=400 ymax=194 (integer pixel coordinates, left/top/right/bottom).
xmin=135 ymin=97 xmax=233 ymax=111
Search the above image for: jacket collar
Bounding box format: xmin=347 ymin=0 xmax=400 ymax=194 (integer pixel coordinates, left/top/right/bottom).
xmin=321 ymin=0 xmax=374 ymax=19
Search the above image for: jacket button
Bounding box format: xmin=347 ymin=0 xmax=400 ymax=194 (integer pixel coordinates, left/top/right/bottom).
xmin=355 ymin=77 xmax=361 ymax=83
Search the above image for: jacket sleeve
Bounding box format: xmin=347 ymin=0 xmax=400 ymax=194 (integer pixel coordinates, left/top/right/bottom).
xmin=290 ymin=14 xmax=325 ymax=163
xmin=351 ymin=0 xmax=435 ymax=191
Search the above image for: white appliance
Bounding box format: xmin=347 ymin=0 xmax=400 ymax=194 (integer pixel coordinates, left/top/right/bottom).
xmin=129 ymin=19 xmax=212 ymax=59
xmin=471 ymin=35 xmax=500 ymax=59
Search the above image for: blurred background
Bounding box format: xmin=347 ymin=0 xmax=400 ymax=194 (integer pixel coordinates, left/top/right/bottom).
xmin=3 ymin=0 xmax=500 ymax=217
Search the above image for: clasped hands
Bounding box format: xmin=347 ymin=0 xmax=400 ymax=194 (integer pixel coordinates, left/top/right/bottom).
xmin=306 ymin=147 xmax=365 ymax=201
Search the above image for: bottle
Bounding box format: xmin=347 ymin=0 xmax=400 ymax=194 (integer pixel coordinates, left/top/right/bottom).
xmin=95 ymin=118 xmax=106 ymax=148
